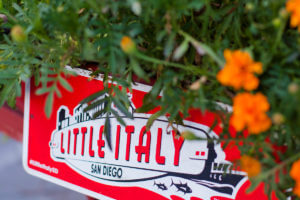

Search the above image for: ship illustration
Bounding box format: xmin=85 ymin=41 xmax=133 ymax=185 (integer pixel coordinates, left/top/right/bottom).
xmin=57 ymin=92 xmax=135 ymax=131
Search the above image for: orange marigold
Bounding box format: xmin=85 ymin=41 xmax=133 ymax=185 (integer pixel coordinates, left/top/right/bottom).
xmin=217 ymin=49 xmax=263 ymax=91
xmin=120 ymin=36 xmax=136 ymax=54
xmin=286 ymin=0 xmax=300 ymax=31
xmin=230 ymin=93 xmax=271 ymax=134
xmin=290 ymin=159 xmax=300 ymax=197
xmin=240 ymin=155 xmax=261 ymax=177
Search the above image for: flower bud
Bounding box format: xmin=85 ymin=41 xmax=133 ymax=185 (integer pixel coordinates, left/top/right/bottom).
xmin=181 ymin=130 xmax=198 ymax=140
xmin=11 ymin=25 xmax=27 ymax=43
xmin=57 ymin=6 xmax=64 ymax=13
xmin=279 ymin=8 xmax=289 ymax=19
xmin=120 ymin=36 xmax=136 ymax=54
xmin=245 ymin=3 xmax=254 ymax=11
xmin=288 ymin=83 xmax=299 ymax=94
xmin=272 ymin=113 xmax=285 ymax=125
xmin=272 ymin=18 xmax=281 ymax=27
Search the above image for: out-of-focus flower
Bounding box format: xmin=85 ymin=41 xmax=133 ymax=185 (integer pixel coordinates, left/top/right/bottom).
xmin=217 ymin=50 xmax=263 ymax=91
xmin=230 ymin=92 xmax=271 ymax=134
xmin=240 ymin=155 xmax=261 ymax=177
xmin=286 ymin=0 xmax=300 ymax=31
xmin=120 ymin=36 xmax=136 ymax=54
xmin=290 ymin=159 xmax=300 ymax=197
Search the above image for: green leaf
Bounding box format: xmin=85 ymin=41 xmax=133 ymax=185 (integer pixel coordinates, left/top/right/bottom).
xmin=111 ymin=109 xmax=126 ymax=126
xmin=146 ymin=110 xmax=166 ymax=131
xmin=112 ymin=97 xmax=133 ymax=119
xmin=0 ymin=80 xmax=15 ymax=106
xmin=136 ymin=102 xmax=156 ymax=113
xmin=173 ymin=40 xmax=189 ymax=61
xmin=93 ymin=109 xmax=106 ymax=119
xmin=104 ymin=114 xmax=112 ymax=150
xmin=81 ymin=89 xmax=108 ymax=104
xmin=58 ymin=76 xmax=73 ymax=92
xmin=35 ymin=87 xmax=50 ymax=95
xmin=55 ymin=87 xmax=62 ymax=98
xmin=45 ymin=92 xmax=54 ymax=118
xmin=84 ymin=98 xmax=107 ymax=112
xmin=130 ymin=57 xmax=148 ymax=81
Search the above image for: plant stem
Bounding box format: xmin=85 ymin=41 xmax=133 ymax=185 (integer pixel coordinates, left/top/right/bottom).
xmin=272 ymin=18 xmax=288 ymax=53
xmin=135 ymin=52 xmax=215 ymax=78
xmin=178 ymin=30 xmax=225 ymax=67
xmin=255 ymin=151 xmax=300 ymax=182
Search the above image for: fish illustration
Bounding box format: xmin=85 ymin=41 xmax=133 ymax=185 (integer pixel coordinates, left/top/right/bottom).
xmin=170 ymin=179 xmax=192 ymax=194
xmin=154 ymin=181 xmax=168 ymax=191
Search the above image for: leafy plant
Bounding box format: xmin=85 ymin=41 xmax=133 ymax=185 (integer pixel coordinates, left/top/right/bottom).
xmin=0 ymin=0 xmax=300 ymax=199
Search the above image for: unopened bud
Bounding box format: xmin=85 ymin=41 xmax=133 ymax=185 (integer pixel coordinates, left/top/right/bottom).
xmin=288 ymin=83 xmax=299 ymax=94
xmin=245 ymin=3 xmax=254 ymax=11
xmin=11 ymin=25 xmax=27 ymax=43
xmin=120 ymin=36 xmax=136 ymax=54
xmin=272 ymin=18 xmax=281 ymax=27
xmin=279 ymin=8 xmax=288 ymax=19
xmin=272 ymin=113 xmax=285 ymax=125
xmin=57 ymin=6 xmax=64 ymax=13
xmin=181 ymin=130 xmax=198 ymax=140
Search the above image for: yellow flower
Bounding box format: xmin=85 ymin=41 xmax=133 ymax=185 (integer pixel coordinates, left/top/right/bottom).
xmin=240 ymin=155 xmax=261 ymax=177
xmin=286 ymin=0 xmax=300 ymax=31
xmin=120 ymin=36 xmax=136 ymax=54
xmin=217 ymin=49 xmax=263 ymax=91
xmin=290 ymin=159 xmax=300 ymax=197
xmin=230 ymin=92 xmax=271 ymax=134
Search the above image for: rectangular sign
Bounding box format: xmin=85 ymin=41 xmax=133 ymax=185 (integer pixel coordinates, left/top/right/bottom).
xmin=23 ymin=67 xmax=266 ymax=200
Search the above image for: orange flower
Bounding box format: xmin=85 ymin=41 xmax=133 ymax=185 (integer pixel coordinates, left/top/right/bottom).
xmin=120 ymin=36 xmax=136 ymax=54
xmin=290 ymin=159 xmax=300 ymax=197
xmin=240 ymin=155 xmax=261 ymax=177
xmin=230 ymin=92 xmax=271 ymax=134
xmin=286 ymin=0 xmax=300 ymax=31
xmin=217 ymin=49 xmax=263 ymax=91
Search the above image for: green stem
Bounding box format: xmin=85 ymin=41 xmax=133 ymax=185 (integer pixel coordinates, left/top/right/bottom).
xmin=178 ymin=30 xmax=225 ymax=67
xmin=254 ymin=151 xmax=300 ymax=182
xmin=134 ymin=52 xmax=215 ymax=78
xmin=272 ymin=18 xmax=288 ymax=53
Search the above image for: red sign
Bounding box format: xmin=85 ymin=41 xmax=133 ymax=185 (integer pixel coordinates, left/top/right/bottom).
xmin=23 ymin=67 xmax=273 ymax=200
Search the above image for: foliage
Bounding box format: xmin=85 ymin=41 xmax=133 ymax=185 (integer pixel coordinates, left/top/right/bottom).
xmin=0 ymin=0 xmax=300 ymax=199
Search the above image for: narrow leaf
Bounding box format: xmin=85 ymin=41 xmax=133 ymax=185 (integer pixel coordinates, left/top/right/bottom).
xmin=81 ymin=90 xmax=107 ymax=104
xmin=173 ymin=40 xmax=189 ymax=60
xmin=35 ymin=87 xmax=50 ymax=95
xmin=58 ymin=76 xmax=73 ymax=92
xmin=111 ymin=109 xmax=126 ymax=126
xmin=112 ymin=98 xmax=133 ymax=119
xmin=146 ymin=110 xmax=166 ymax=130
xmin=104 ymin=114 xmax=112 ymax=150
xmin=45 ymin=92 xmax=54 ymax=118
